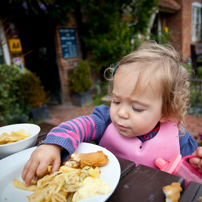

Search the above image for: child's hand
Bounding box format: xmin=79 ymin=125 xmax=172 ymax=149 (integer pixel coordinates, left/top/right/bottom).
xmin=189 ymin=147 xmax=202 ymax=173
xmin=22 ymin=144 xmax=62 ymax=186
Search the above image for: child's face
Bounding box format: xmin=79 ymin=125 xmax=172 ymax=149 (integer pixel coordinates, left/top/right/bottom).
xmin=110 ymin=63 xmax=165 ymax=138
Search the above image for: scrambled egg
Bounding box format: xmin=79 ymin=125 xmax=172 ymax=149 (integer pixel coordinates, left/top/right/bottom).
xmin=72 ymin=177 xmax=112 ymax=202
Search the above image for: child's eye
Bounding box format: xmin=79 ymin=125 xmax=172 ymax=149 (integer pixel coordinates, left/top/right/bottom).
xmin=112 ymin=100 xmax=120 ymax=105
xmin=132 ymin=107 xmax=144 ymax=112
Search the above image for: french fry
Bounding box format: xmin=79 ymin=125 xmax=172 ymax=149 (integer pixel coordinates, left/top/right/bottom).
xmin=15 ymin=129 xmax=25 ymax=134
xmin=13 ymin=179 xmax=37 ymax=191
xmin=1 ymin=132 xmax=9 ymax=137
xmin=0 ymin=129 xmax=31 ymax=145
xmin=88 ymin=166 xmax=100 ymax=178
xmin=13 ymin=151 xmax=112 ymax=202
xmin=59 ymin=166 xmax=81 ymax=174
xmin=14 ymin=129 xmax=31 ymax=138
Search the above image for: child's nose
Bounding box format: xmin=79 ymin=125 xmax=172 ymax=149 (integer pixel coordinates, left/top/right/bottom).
xmin=117 ymin=105 xmax=129 ymax=119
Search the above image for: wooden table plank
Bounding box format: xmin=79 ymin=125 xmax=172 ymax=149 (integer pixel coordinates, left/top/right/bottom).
xmin=107 ymin=164 xmax=185 ymax=202
xmin=116 ymin=157 xmax=136 ymax=180
xmin=180 ymin=181 xmax=202 ymax=202
xmin=35 ymin=133 xmax=47 ymax=145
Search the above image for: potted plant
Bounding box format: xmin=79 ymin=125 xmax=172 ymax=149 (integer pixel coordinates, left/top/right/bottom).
xmin=18 ymin=68 xmax=50 ymax=123
xmin=0 ymin=64 xmax=22 ymax=124
xmin=0 ymin=65 xmax=49 ymax=124
xmin=68 ymin=60 xmax=93 ymax=107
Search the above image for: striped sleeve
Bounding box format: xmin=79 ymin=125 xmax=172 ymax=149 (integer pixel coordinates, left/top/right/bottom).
xmin=39 ymin=116 xmax=96 ymax=161
xmin=39 ymin=105 xmax=111 ymax=162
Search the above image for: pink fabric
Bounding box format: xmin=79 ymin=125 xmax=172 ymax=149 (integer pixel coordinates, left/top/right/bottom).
xmin=47 ymin=116 xmax=96 ymax=146
xmin=87 ymin=117 xmax=96 ymax=140
xmin=61 ymin=122 xmax=73 ymax=129
xmin=99 ymin=122 xmax=180 ymax=168
xmin=54 ymin=131 xmax=78 ymax=148
xmin=77 ymin=117 xmax=96 ymax=140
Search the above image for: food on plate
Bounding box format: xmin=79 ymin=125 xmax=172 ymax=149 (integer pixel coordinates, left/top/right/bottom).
xmin=13 ymin=179 xmax=36 ymax=191
xmin=73 ymin=176 xmax=112 ymax=202
xmin=64 ymin=150 xmax=109 ymax=168
xmin=0 ymin=129 xmax=31 ymax=145
xmin=198 ymin=196 xmax=202 ymax=202
xmin=14 ymin=151 xmax=112 ymax=202
xmin=162 ymin=182 xmax=182 ymax=202
xmin=31 ymin=165 xmax=53 ymax=185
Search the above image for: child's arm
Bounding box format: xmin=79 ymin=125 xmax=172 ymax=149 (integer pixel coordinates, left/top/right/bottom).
xmin=22 ymin=105 xmax=111 ymax=185
xmin=179 ymin=127 xmax=198 ymax=157
xmin=179 ymin=127 xmax=202 ymax=172
xmin=41 ymin=104 xmax=111 ymax=161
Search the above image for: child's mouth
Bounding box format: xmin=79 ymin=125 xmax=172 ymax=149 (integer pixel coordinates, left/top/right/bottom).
xmin=117 ymin=124 xmax=128 ymax=131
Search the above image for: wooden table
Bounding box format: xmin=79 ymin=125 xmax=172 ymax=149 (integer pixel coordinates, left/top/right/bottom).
xmin=179 ymin=181 xmax=202 ymax=202
xmin=36 ymin=134 xmax=202 ymax=202
xmin=107 ymin=163 xmax=184 ymax=202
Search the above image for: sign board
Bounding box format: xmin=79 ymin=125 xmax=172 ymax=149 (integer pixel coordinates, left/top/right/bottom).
xmin=9 ymin=39 xmax=22 ymax=53
xmin=59 ymin=28 xmax=78 ymax=59
xmin=13 ymin=57 xmax=23 ymax=69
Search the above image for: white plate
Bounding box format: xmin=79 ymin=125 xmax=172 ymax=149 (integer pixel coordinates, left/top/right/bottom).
xmin=0 ymin=142 xmax=121 ymax=202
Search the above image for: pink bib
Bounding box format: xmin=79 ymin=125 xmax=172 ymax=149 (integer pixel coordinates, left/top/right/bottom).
xmin=99 ymin=122 xmax=180 ymax=168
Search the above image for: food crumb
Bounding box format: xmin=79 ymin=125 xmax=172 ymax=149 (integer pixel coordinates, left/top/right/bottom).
xmin=198 ymin=196 xmax=202 ymax=202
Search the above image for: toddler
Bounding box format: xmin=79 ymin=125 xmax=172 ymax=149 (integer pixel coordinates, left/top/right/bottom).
xmin=22 ymin=41 xmax=202 ymax=186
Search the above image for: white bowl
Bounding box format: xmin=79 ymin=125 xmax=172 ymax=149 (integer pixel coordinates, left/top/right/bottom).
xmin=0 ymin=123 xmax=40 ymax=159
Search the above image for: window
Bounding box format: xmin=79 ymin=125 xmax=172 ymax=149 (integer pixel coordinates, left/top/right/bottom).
xmin=192 ymin=2 xmax=202 ymax=42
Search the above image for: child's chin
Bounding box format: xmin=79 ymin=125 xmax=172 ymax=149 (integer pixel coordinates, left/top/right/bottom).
xmin=119 ymin=131 xmax=134 ymax=138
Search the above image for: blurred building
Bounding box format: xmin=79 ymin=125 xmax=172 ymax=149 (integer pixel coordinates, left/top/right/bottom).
xmin=0 ymin=0 xmax=201 ymax=104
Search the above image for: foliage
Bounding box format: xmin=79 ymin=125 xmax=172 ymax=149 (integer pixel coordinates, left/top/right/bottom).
xmin=81 ymin=0 xmax=159 ymax=74
xmin=93 ymin=81 xmax=109 ymax=106
xmin=1 ymin=0 xmax=159 ymax=76
xmin=198 ymin=66 xmax=202 ymax=78
xmin=0 ymin=64 xmax=21 ymax=123
xmin=68 ymin=60 xmax=92 ymax=94
xmin=189 ymin=84 xmax=202 ymax=116
xmin=0 ymin=0 xmax=73 ymax=23
xmin=87 ymin=21 xmax=133 ymax=73
xmin=0 ymin=65 xmax=49 ymax=124
xmin=18 ymin=68 xmax=50 ymax=108
xmin=186 ymin=65 xmax=202 ymax=116
xmin=150 ymin=26 xmax=172 ymax=44
xmin=129 ymin=0 xmax=160 ymax=35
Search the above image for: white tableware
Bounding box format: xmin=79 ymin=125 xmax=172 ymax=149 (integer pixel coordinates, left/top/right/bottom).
xmin=0 ymin=142 xmax=121 ymax=202
xmin=0 ymin=123 xmax=40 ymax=159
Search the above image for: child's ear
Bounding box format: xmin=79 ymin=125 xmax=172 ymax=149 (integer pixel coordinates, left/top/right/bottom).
xmin=160 ymin=115 xmax=177 ymax=123
xmin=160 ymin=116 xmax=168 ymax=123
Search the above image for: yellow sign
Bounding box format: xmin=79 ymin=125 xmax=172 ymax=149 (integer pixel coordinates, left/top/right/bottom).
xmin=9 ymin=39 xmax=22 ymax=53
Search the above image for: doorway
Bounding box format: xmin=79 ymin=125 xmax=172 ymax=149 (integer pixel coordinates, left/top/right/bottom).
xmin=15 ymin=14 xmax=61 ymax=104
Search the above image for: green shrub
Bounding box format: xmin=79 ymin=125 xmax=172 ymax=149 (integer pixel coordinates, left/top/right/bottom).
xmin=68 ymin=60 xmax=92 ymax=94
xmin=0 ymin=64 xmax=21 ymax=123
xmin=198 ymin=66 xmax=202 ymax=78
xmin=18 ymin=69 xmax=50 ymax=108
xmin=0 ymin=65 xmax=49 ymax=124
xmin=189 ymin=84 xmax=202 ymax=116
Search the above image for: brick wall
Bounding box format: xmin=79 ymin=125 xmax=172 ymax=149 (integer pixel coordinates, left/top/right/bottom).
xmin=165 ymin=0 xmax=202 ymax=62
xmin=55 ymin=13 xmax=81 ymax=103
xmin=181 ymin=0 xmax=192 ymax=61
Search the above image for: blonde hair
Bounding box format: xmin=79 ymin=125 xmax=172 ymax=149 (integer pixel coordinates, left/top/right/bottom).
xmin=104 ymin=41 xmax=190 ymax=127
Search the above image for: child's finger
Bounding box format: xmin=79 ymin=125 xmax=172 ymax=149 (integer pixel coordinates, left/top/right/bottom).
xmin=196 ymin=147 xmax=202 ymax=157
xmin=24 ymin=160 xmax=40 ymax=186
xmin=36 ymin=161 xmax=51 ymax=177
xmin=50 ymin=159 xmax=61 ymax=174
xmin=189 ymin=157 xmax=200 ymax=168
